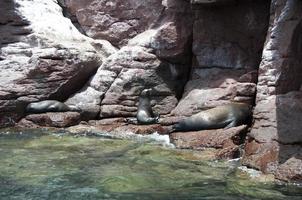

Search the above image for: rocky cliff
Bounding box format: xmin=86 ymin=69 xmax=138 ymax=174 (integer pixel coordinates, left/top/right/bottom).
xmin=0 ymin=0 xmax=301 ymax=183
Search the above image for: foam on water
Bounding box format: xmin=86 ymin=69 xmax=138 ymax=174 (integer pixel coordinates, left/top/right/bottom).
xmin=78 ymin=130 xmax=175 ymax=148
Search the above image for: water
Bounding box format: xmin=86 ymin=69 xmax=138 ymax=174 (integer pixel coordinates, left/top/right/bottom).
xmin=0 ymin=129 xmax=301 ymax=200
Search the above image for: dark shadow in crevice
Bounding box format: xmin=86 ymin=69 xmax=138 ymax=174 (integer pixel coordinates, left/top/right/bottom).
xmin=57 ymin=0 xmax=87 ymax=36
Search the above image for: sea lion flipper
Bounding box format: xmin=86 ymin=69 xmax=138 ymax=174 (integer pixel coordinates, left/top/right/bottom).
xmin=139 ymin=117 xmax=158 ymax=124
xmin=125 ymin=118 xmax=138 ymax=125
xmin=224 ymin=120 xmax=237 ymax=129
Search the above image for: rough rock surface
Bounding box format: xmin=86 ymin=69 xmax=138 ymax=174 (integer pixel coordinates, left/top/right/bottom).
xmin=1 ymin=0 xmax=302 ymax=183
xmin=191 ymin=0 xmax=236 ymax=6
xmin=61 ymin=0 xmax=192 ymax=48
xmin=171 ymin=0 xmax=270 ymax=116
xmin=170 ymin=125 xmax=247 ymax=159
xmin=0 ymin=0 xmax=115 ymax=127
xmin=18 ymin=112 xmax=81 ymax=128
xmin=67 ymin=119 xmax=171 ymax=136
xmin=66 ymin=0 xmax=193 ymax=119
xmin=242 ymin=0 xmax=302 ymax=183
xmin=61 ymin=0 xmax=164 ymax=47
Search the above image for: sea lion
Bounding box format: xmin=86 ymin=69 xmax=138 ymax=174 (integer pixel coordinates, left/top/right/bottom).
xmin=172 ymin=103 xmax=252 ymax=132
xmin=26 ymin=100 xmax=81 ymax=114
xmin=136 ymin=89 xmax=159 ymax=125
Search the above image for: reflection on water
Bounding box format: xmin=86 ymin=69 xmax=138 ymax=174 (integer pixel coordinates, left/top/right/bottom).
xmin=0 ymin=129 xmax=301 ymax=200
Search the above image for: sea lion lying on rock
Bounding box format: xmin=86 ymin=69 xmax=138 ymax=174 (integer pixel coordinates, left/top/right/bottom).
xmin=26 ymin=100 xmax=81 ymax=114
xmin=136 ymin=88 xmax=159 ymax=125
xmin=172 ymin=103 xmax=252 ymax=132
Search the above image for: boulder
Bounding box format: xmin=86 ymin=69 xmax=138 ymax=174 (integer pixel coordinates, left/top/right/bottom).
xmin=19 ymin=112 xmax=81 ymax=128
xmin=170 ymin=125 xmax=248 ymax=159
xmin=0 ymin=0 xmax=115 ymax=127
xmin=61 ymin=0 xmax=185 ymax=47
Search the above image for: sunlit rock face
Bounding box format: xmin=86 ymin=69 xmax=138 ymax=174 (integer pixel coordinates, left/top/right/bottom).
xmin=65 ymin=0 xmax=194 ymax=118
xmin=242 ymin=0 xmax=302 ymax=183
xmin=61 ymin=0 xmax=166 ymax=48
xmin=0 ymin=0 xmax=116 ymax=126
xmin=171 ymin=0 xmax=270 ymax=116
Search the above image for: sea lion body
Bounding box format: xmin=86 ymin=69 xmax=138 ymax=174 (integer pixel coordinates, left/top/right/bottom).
xmin=26 ymin=100 xmax=81 ymax=114
xmin=136 ymin=89 xmax=159 ymax=125
xmin=172 ymin=103 xmax=252 ymax=132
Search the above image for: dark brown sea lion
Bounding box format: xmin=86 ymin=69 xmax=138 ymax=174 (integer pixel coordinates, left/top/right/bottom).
xmin=172 ymin=103 xmax=252 ymax=132
xmin=136 ymin=89 xmax=159 ymax=125
xmin=26 ymin=100 xmax=81 ymax=114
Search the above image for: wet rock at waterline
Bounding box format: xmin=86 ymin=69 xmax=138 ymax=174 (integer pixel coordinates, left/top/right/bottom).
xmin=170 ymin=125 xmax=248 ymax=159
xmin=68 ymin=120 xmax=171 ymax=136
xmin=18 ymin=112 xmax=81 ymax=128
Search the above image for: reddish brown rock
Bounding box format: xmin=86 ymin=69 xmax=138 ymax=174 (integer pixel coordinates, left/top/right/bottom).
xmin=242 ymin=138 xmax=279 ymax=173
xmin=172 ymin=1 xmax=270 ymax=116
xmin=69 ymin=119 xmax=170 ymax=136
xmin=275 ymin=157 xmax=302 ymax=183
xmin=62 ymin=0 xmax=164 ymax=47
xmin=191 ymin=0 xmax=236 ymax=6
xmin=22 ymin=112 xmax=81 ymax=128
xmin=170 ymin=125 xmax=247 ymax=159
xmin=16 ymin=118 xmax=41 ymax=129
xmin=116 ymin=124 xmax=171 ymax=135
xmin=67 ymin=13 xmax=193 ymax=119
xmin=243 ymin=0 xmax=302 ymax=182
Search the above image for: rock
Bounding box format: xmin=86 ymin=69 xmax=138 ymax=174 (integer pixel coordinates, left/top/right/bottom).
xmin=89 ymin=118 xmax=126 ymax=125
xmin=20 ymin=112 xmax=81 ymax=128
xmin=172 ymin=1 xmax=269 ymax=116
xmin=170 ymin=125 xmax=248 ymax=159
xmin=192 ymin=1 xmax=270 ymax=70
xmin=16 ymin=118 xmax=41 ymax=129
xmin=171 ymin=69 xmax=254 ymax=116
xmin=242 ymin=138 xmax=279 ymax=173
xmin=116 ymin=124 xmax=171 ymax=135
xmin=68 ymin=120 xmax=170 ymax=136
xmin=172 ymin=0 xmax=270 ymax=116
xmin=243 ymin=0 xmax=302 ymax=182
xmin=67 ymin=1 xmax=194 ymax=120
xmin=0 ymin=0 xmax=115 ymax=127
xmin=242 ymin=137 xmax=302 ymax=184
xmin=275 ymin=157 xmax=302 ymax=183
xmin=191 ymin=0 xmax=236 ymax=6
xmin=62 ymin=0 xmax=166 ymax=47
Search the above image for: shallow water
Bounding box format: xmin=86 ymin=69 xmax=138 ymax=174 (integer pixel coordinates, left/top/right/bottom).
xmin=0 ymin=129 xmax=301 ymax=200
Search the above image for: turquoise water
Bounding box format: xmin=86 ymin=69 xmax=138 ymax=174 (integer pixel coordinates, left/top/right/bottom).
xmin=0 ymin=129 xmax=301 ymax=200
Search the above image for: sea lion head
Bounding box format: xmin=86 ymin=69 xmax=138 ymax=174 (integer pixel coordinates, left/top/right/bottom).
xmin=140 ymin=88 xmax=152 ymax=97
xmin=67 ymin=105 xmax=82 ymax=112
